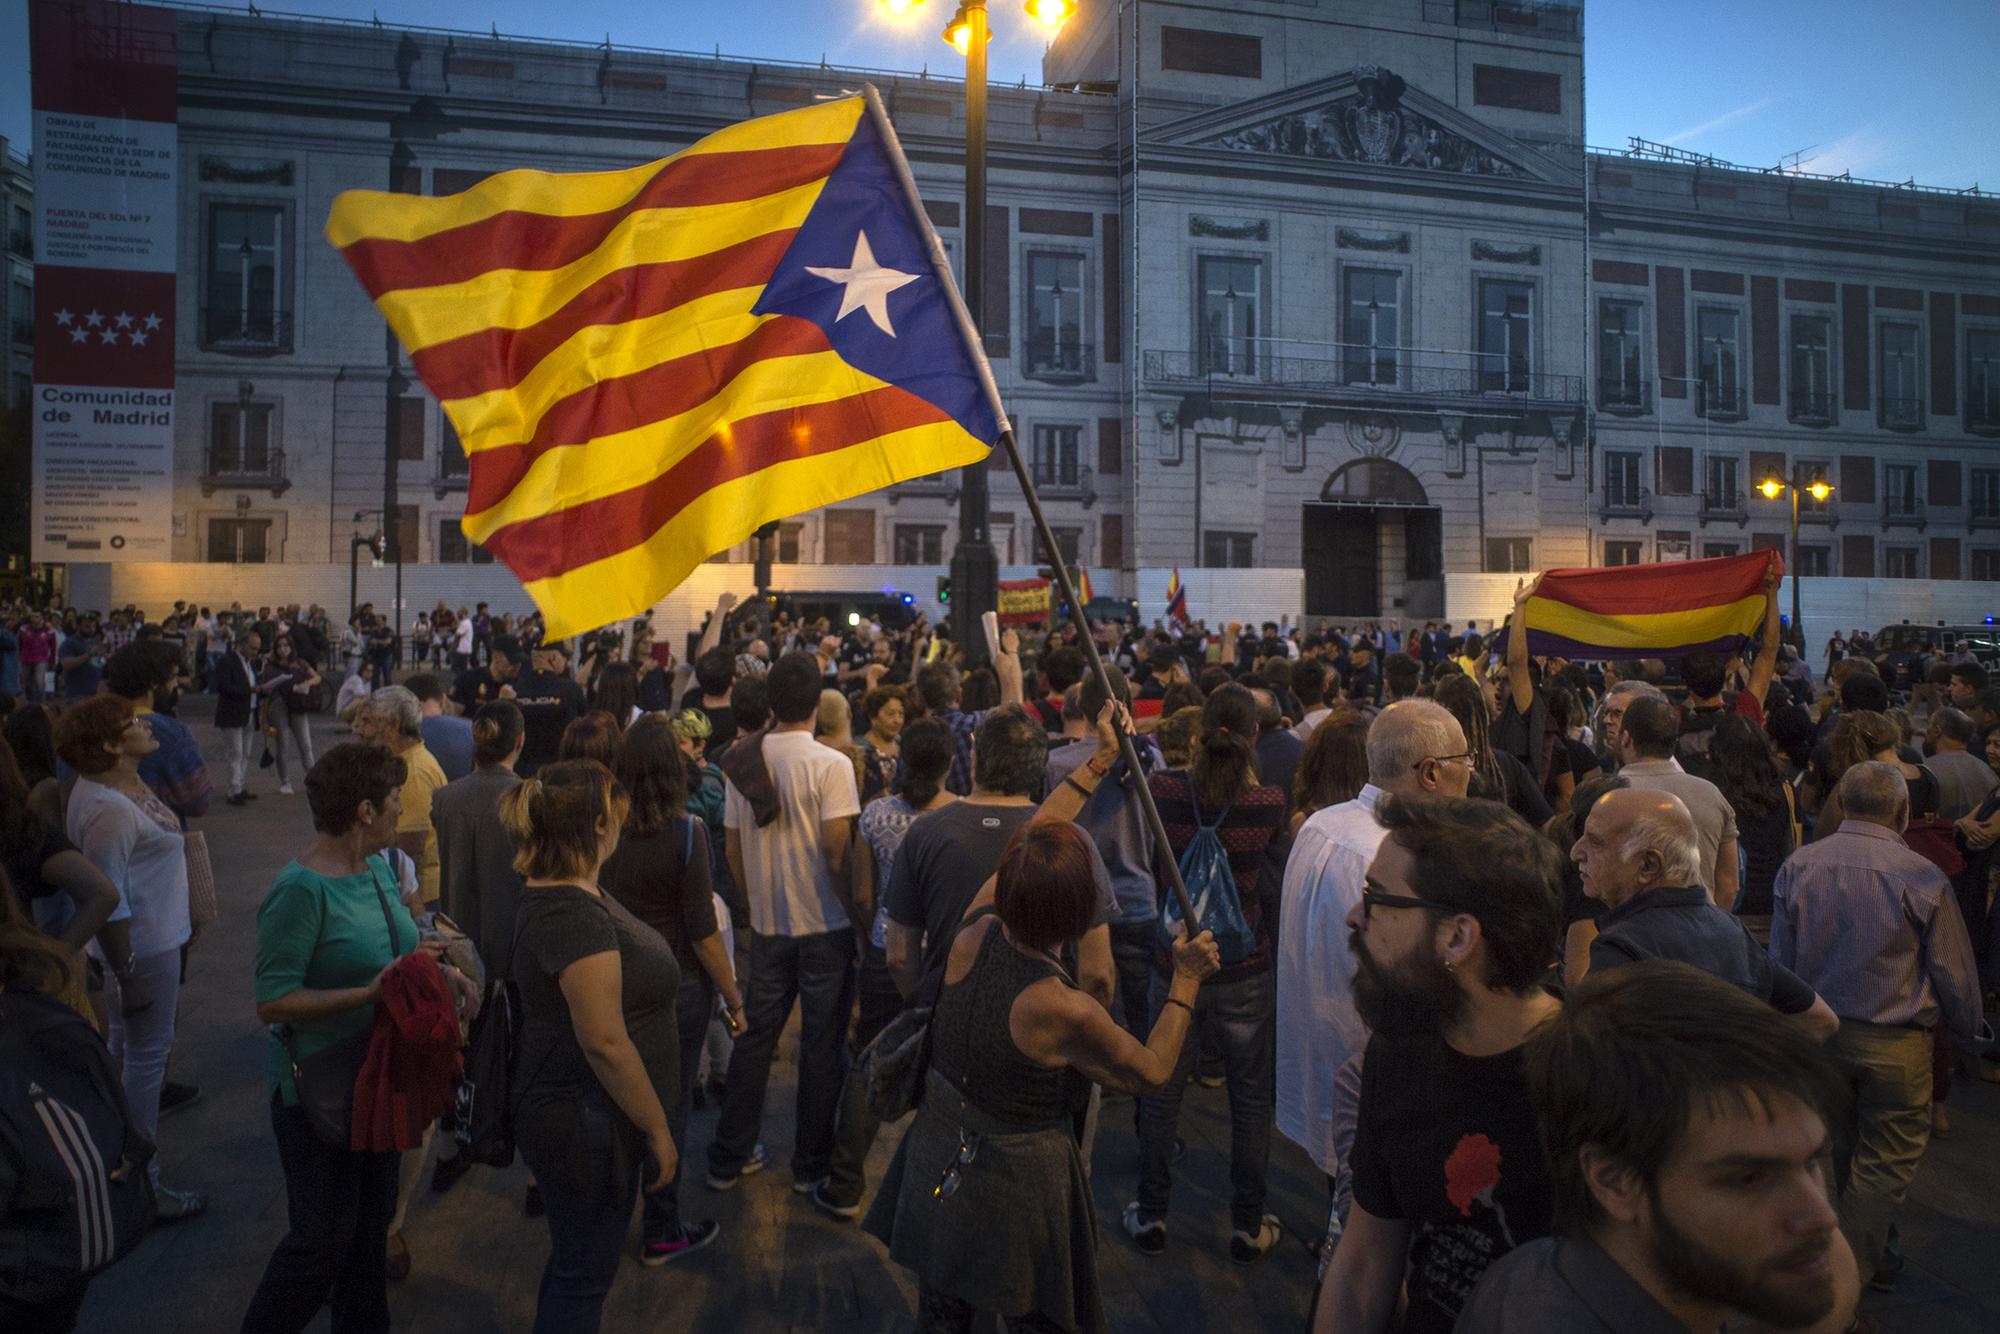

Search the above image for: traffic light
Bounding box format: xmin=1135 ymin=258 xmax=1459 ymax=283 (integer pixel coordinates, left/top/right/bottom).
xmin=936 ymin=574 xmax=952 ymax=604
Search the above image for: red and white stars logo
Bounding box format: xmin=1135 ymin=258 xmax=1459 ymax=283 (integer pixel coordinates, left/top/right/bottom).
xmin=53 ymin=307 xmax=164 ymax=349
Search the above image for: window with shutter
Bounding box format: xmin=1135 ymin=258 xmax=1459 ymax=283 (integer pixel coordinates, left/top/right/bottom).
xmin=395 ymin=397 xmax=426 ymax=462
xmin=1841 ymin=534 xmax=1875 ymax=578
xmin=1839 ymin=456 xmax=1875 ymax=505
xmin=823 ymin=508 xmax=875 ymax=564
xmin=1657 ymin=447 xmax=1694 ymax=496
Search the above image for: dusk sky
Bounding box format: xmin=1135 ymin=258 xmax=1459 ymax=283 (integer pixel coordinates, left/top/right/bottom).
xmin=4 ymin=0 xmax=1996 ymax=192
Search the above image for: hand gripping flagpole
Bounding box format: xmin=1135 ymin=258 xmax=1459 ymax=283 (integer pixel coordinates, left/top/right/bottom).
xmin=862 ymin=85 xmax=1201 ymax=933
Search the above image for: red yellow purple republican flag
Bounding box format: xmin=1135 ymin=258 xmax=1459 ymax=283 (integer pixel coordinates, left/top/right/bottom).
xmin=1165 ymin=568 xmax=1188 ymax=626
xmin=326 ymin=94 xmax=1001 ymax=637
xmin=1516 ymin=549 xmax=1781 ymax=660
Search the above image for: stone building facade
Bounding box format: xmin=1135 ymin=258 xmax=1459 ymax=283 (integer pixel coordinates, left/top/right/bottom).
xmin=61 ymin=0 xmax=2000 ymax=624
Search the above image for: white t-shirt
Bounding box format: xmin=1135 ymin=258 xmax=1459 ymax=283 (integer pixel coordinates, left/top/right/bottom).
xmin=723 ymin=729 xmax=861 ymax=937
xmin=455 ymin=618 xmax=474 ymax=653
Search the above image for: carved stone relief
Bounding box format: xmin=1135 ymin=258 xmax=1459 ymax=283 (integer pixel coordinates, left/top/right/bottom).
xmin=1205 ymin=65 xmax=1522 ymax=177
xmin=1335 ymin=227 xmax=1410 ymax=253
xmin=1189 ymin=215 xmax=1270 ymax=241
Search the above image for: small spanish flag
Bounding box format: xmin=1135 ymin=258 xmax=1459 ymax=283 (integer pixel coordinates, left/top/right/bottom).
xmin=1516 ymin=550 xmax=1779 ymax=659
xmin=327 ymin=95 xmax=999 ymax=638
xmin=1165 ymin=568 xmax=1188 ymax=626
xmin=1078 ymin=567 xmax=1094 ymax=604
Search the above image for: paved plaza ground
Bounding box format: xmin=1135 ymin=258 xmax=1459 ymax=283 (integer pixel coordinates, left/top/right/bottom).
xmin=74 ymin=699 xmax=2000 ymax=1333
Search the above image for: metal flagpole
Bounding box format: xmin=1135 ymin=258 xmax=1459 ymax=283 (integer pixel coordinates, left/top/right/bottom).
xmin=860 ymin=84 xmax=1200 ymax=932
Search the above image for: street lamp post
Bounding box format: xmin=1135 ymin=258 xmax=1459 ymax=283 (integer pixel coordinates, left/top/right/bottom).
xmin=1758 ymin=466 xmax=1834 ymax=650
xmin=883 ymin=0 xmax=1074 ymax=662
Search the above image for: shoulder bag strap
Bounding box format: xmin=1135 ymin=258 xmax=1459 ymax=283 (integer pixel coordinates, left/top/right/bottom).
xmin=366 ymin=859 xmax=405 ymax=958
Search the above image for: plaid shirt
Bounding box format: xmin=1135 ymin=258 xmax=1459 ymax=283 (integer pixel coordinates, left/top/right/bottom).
xmin=939 ymin=706 xmax=986 ymax=796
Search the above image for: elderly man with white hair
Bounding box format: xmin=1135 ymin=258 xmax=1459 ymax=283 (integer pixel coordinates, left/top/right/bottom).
xmin=354 ymin=684 xmax=448 ymax=907
xmin=1773 ymin=760 xmax=1993 ymax=1291
xmin=1276 ymin=699 xmax=1474 ymax=1181
xmin=1570 ymin=786 xmax=1836 ymax=1041
xmin=1591 ymin=678 xmax=1666 ymax=774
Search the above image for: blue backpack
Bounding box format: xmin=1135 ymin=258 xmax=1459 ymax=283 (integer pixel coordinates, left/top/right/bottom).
xmin=1157 ymin=785 xmax=1256 ymax=965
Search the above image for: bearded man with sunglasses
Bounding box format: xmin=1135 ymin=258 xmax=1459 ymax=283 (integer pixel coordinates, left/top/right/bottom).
xmin=1312 ymin=794 xmax=1566 ymax=1334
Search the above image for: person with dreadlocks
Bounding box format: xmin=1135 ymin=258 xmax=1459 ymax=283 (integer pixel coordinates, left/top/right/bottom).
xmin=1434 ymin=674 xmax=1550 ymax=827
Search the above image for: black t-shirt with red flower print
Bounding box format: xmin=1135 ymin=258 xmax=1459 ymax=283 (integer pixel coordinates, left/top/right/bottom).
xmin=1348 ymin=1027 xmax=1554 ymax=1334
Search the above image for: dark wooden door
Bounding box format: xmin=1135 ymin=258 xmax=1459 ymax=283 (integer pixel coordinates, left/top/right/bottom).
xmin=1303 ymin=505 xmax=1379 ymax=617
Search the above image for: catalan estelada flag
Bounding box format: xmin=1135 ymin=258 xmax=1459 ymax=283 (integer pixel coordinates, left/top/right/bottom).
xmin=326 ymin=94 xmax=1001 ymax=638
xmin=1516 ymin=549 xmax=1780 ymax=659
xmin=1165 ymin=568 xmax=1188 ymax=626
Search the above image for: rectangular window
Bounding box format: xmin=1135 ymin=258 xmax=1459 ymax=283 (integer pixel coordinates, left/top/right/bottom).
xmin=1603 ymin=451 xmax=1642 ymax=508
xmin=1199 ymin=256 xmax=1260 ymax=375
xmin=1967 ymin=329 xmax=2000 ymax=430
xmin=1472 ymin=65 xmax=1561 ymax=114
xmin=1885 ymin=546 xmax=1920 ymax=579
xmin=1035 ymin=526 xmax=1084 ymax=567
xmin=893 ymin=524 xmax=945 ymax=565
xmin=438 ymin=409 xmax=468 ymax=480
xmin=1974 ymin=549 xmax=2000 ymax=582
xmin=989 ymin=512 xmax=1017 ymax=564
xmin=206 ymin=517 xmax=270 ymax=563
xmin=209 ymin=401 xmax=274 ymax=478
xmin=823 ymin=508 xmax=876 ymax=564
xmin=1885 ymin=464 xmax=1919 ymax=517
xmin=1972 ymin=468 xmax=2000 ymax=520
xmin=777 ymin=522 xmax=804 ymax=564
xmin=1796 ymin=546 xmax=1830 ymax=577
xmin=1695 ymin=306 xmax=1742 ymax=417
xmin=204 ymin=203 xmax=287 ymax=350
xmin=1478 ymin=280 xmax=1534 ymax=392
xmin=1705 ymin=455 xmax=1740 ymax=511
xmin=394 ymin=396 xmax=425 ymax=462
xmin=1657 ymin=446 xmax=1694 ymax=496
xmin=1032 ymin=424 xmax=1082 ymax=487
xmin=1702 ymin=542 xmax=1740 ymax=559
xmin=1343 ymin=268 xmax=1400 ymax=386
xmin=1024 ymin=251 xmax=1087 ymax=378
xmin=1880 ymin=322 xmax=1922 ymax=427
xmin=1604 ymin=540 xmax=1643 ymax=566
xmin=1598 ymin=299 xmax=1644 ymax=408
xmin=1484 ymin=537 xmax=1533 ymax=573
xmin=437 ymin=519 xmax=492 ymax=564
xmin=1789 ymin=314 xmax=1834 ymax=421
xmin=1202 ymin=530 xmax=1255 ymax=569
xmin=1160 ymin=26 xmax=1261 ymax=78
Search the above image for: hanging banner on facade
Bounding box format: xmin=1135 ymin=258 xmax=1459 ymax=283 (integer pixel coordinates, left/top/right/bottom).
xmin=30 ymin=0 xmax=179 ymax=564
xmin=997 ymin=577 xmax=1053 ymax=625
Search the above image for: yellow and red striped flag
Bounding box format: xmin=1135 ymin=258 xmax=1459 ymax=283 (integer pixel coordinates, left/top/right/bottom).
xmin=326 ymin=94 xmax=1000 ymax=638
xmin=1078 ymin=567 xmax=1094 ymax=604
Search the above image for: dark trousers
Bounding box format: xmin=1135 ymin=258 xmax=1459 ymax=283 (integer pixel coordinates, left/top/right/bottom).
xmin=517 ymin=1095 xmax=642 ymax=1334
xmin=1134 ymin=968 xmax=1276 ymax=1233
xmin=822 ymin=978 xmax=909 ymax=1208
xmin=1108 ymin=921 xmax=1156 ymax=1038
xmin=0 ymin=1282 xmax=89 ymax=1334
xmin=708 ymin=927 xmax=856 ymax=1184
xmin=239 ymin=1094 xmax=400 ymax=1334
xmin=642 ymin=970 xmax=713 ymax=1238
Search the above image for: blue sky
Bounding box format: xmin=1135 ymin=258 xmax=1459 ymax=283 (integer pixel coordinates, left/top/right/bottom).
xmin=3 ymin=0 xmax=1996 ymax=191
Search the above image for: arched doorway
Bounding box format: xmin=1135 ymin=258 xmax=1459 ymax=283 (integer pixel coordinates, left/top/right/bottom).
xmin=1303 ymin=459 xmax=1444 ymax=618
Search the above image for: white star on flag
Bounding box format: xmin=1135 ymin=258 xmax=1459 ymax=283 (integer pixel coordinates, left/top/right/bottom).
xmin=84 ymin=310 xmax=104 ymax=328
xmin=99 ymin=328 xmax=119 ymax=345
xmin=130 ymin=329 xmax=149 ymax=347
xmin=69 ymin=326 xmax=89 ymax=344
xmin=805 ymin=231 xmax=920 ymax=337
xmin=114 ymin=312 xmax=134 ymax=330
xmin=54 ymin=308 xmax=74 ymax=327
xmin=143 ymin=313 xmax=163 ymax=331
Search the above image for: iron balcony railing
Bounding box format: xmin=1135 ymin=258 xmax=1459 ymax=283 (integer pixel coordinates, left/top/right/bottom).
xmin=1143 ymin=339 xmax=1585 ymax=404
xmin=201 ymin=446 xmax=289 ymax=496
xmin=1882 ymin=496 xmax=1926 ymax=527
xmin=1700 ymin=489 xmax=1745 ymax=522
xmin=1879 ymin=396 xmax=1925 ymax=430
xmin=1597 ymin=377 xmax=1651 ymax=413
xmin=1030 ymin=462 xmax=1097 ymax=506
xmin=1694 ymin=378 xmax=1745 ymax=420
xmin=1023 ymin=338 xmax=1095 ymax=383
xmin=1969 ymin=390 xmax=2000 ymax=434
xmin=202 ymin=308 xmax=293 ymax=353
xmin=1600 ymin=485 xmax=1651 ymax=520
xmin=1789 ymin=388 xmax=1835 ymax=424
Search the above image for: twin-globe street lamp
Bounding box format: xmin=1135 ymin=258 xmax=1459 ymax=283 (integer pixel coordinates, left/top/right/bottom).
xmin=1757 ymin=468 xmax=1835 ymax=650
xmin=877 ymin=0 xmax=1076 ymax=662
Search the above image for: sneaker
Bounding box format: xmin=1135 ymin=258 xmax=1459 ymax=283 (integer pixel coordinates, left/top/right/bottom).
xmin=1230 ymin=1214 xmax=1282 ymax=1264
xmin=226 ymin=792 xmax=250 ymax=807
xmin=639 ymin=1219 xmax=721 ymax=1266
xmin=705 ymin=1143 xmax=767 ymax=1191
xmin=791 ymin=1174 xmax=829 ymax=1196
xmin=154 ymin=1184 xmax=208 ymax=1223
xmin=278 ymin=782 xmax=295 ymax=796
xmin=240 ymin=790 xmax=259 ymax=801
xmin=158 ymin=1081 xmax=203 ymax=1117
xmin=1192 ymin=1073 xmax=1226 ymax=1089
xmin=1121 ymin=1202 xmax=1166 ymax=1256
xmin=809 ymin=1181 xmax=861 ymax=1220
xmin=430 ymin=1152 xmax=474 ymax=1195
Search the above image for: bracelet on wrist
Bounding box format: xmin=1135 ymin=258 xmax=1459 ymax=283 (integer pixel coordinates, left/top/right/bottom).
xmin=1085 ymin=755 xmax=1111 ymax=778
xmin=1163 ymin=996 xmax=1194 ymax=1015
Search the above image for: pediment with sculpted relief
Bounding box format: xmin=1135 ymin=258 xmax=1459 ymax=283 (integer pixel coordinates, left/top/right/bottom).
xmin=1158 ymin=65 xmax=1576 ymax=186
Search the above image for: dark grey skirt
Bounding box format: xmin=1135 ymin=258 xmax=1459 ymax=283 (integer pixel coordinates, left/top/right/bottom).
xmin=864 ymin=1067 xmax=1104 ymax=1334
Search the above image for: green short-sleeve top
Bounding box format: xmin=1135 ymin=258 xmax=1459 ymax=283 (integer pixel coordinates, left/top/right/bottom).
xmin=255 ymin=855 xmax=418 ymax=1105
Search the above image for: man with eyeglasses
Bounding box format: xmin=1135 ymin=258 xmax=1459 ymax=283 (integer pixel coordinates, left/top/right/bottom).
xmin=1592 ymin=679 xmax=1665 ymax=775
xmin=1277 ymin=702 xmax=1472 ymax=1192
xmin=1313 ymin=795 xmax=1566 ymax=1334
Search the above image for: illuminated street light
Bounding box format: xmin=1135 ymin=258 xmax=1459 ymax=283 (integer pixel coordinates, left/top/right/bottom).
xmin=1757 ymin=467 xmax=1836 ymax=649
xmin=1027 ymin=0 xmax=1076 ymax=30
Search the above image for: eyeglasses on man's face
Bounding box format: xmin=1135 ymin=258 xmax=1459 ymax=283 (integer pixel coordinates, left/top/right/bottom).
xmin=1410 ymin=751 xmax=1475 ymax=773
xmin=1360 ymin=889 xmax=1453 ymax=918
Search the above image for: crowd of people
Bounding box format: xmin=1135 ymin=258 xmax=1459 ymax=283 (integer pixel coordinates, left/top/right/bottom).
xmin=1 ymin=578 xmax=1996 ymax=1334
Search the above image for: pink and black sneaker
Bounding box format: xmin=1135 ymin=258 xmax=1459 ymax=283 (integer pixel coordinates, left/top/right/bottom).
xmin=639 ymin=1219 xmax=721 ymax=1267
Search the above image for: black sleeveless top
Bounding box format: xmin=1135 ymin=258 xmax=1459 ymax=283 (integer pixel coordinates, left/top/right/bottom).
xmin=930 ymin=913 xmax=1082 ymax=1128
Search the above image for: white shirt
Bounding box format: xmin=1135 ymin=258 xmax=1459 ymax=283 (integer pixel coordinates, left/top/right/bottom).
xmin=455 ymin=618 xmax=474 ymax=653
xmin=724 ymin=729 xmax=861 ymax=937
xmin=1276 ymin=783 xmax=1386 ymax=1175
xmin=1291 ymin=707 xmax=1332 ymax=745
xmin=67 ymin=778 xmax=191 ymax=960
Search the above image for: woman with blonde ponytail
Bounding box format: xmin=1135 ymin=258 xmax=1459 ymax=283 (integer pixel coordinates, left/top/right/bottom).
xmin=506 ymin=761 xmax=683 ymax=1333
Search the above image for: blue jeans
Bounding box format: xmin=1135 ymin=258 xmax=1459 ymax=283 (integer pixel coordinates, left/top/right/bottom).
xmin=516 ymin=1094 xmax=641 ymax=1334
xmin=708 ymin=927 xmax=856 ymax=1184
xmin=1134 ymin=967 xmax=1276 ymax=1233
xmin=1108 ymin=920 xmax=1157 ymax=1039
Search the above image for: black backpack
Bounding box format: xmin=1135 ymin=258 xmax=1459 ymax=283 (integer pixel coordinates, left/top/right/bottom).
xmin=0 ymin=988 xmax=155 ymax=1302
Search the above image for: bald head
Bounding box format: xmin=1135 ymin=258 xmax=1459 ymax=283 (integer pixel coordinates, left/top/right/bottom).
xmin=1572 ymin=787 xmax=1704 ymax=906
xmin=1367 ymin=698 xmax=1471 ymax=797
